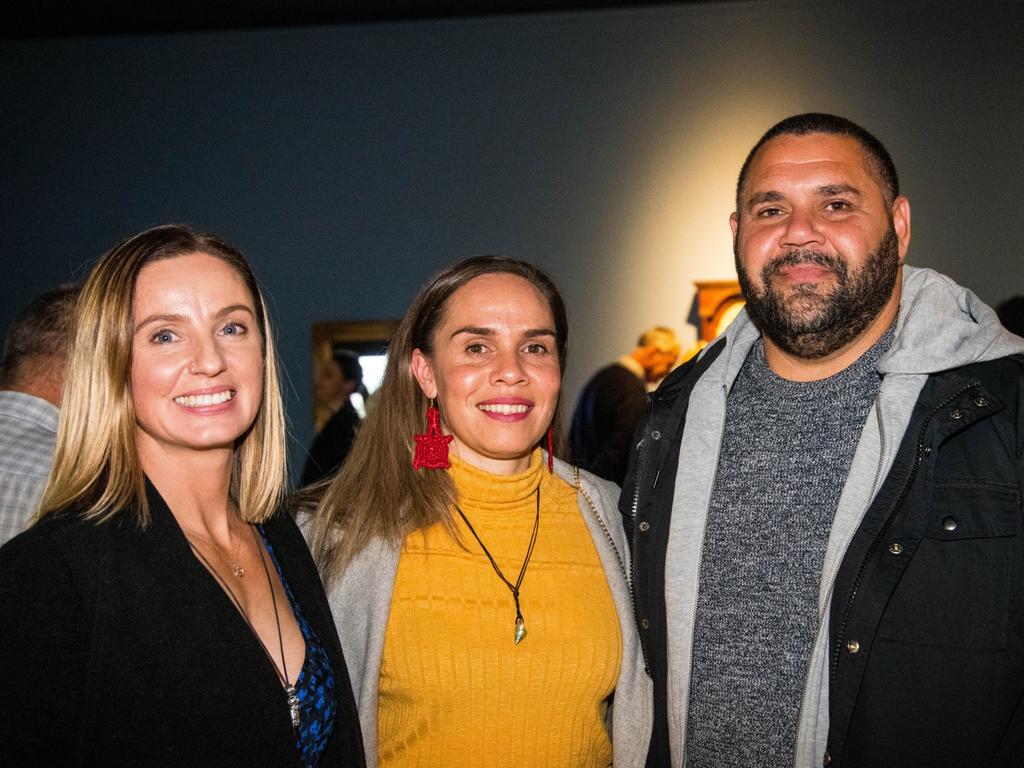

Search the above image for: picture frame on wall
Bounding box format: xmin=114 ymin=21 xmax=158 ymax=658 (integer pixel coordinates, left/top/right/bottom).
xmin=310 ymin=319 xmax=399 ymax=430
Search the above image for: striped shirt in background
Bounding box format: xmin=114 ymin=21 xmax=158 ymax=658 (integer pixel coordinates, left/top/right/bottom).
xmin=0 ymin=391 xmax=58 ymax=547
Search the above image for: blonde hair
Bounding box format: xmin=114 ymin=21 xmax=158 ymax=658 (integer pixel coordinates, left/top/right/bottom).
xmin=304 ymin=256 xmax=569 ymax=587
xmin=38 ymin=224 xmax=287 ymax=527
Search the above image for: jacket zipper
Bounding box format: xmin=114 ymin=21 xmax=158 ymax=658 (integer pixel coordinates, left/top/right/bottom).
xmin=869 ymin=397 xmax=887 ymax=502
xmin=630 ymin=399 xmax=654 ymax=672
xmin=829 ymin=380 xmax=980 ymax=679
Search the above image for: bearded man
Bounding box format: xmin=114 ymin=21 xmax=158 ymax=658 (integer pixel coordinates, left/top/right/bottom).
xmin=623 ymin=113 xmax=1024 ymax=768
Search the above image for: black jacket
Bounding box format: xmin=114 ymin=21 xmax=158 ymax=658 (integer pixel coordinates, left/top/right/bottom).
xmin=303 ymin=400 xmax=361 ymax=485
xmin=570 ymin=363 xmax=649 ymax=485
xmin=622 ymin=344 xmax=1024 ymax=767
xmin=0 ymin=481 xmax=366 ymax=767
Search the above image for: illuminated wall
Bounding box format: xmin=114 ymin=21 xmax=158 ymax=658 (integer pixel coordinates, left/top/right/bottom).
xmin=2 ymin=0 xmax=1021 ymax=477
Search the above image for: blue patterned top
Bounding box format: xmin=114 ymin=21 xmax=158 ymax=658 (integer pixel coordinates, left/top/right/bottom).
xmin=260 ymin=527 xmax=337 ymax=768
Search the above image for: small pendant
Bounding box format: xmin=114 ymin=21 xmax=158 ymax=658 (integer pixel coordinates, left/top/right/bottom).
xmin=286 ymin=685 xmax=301 ymax=729
xmin=514 ymin=616 xmax=527 ymax=645
xmin=231 ymin=563 xmax=245 ymax=578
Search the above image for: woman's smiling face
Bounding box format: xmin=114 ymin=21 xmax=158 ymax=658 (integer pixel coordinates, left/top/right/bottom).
xmin=130 ymin=251 xmax=264 ymax=467
xmin=411 ymin=272 xmax=561 ymax=475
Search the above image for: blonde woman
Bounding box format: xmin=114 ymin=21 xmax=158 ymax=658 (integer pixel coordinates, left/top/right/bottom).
xmin=305 ymin=256 xmax=651 ymax=767
xmin=0 ymin=225 xmax=364 ymax=767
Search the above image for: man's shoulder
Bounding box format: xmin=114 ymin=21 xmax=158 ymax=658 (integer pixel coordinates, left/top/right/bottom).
xmin=591 ymin=362 xmax=642 ymax=383
xmin=580 ymin=363 xmax=646 ymax=400
xmin=0 ymin=391 xmax=59 ymax=424
xmin=0 ymin=392 xmax=59 ymax=464
xmin=0 ymin=436 xmax=56 ymax=473
xmin=937 ymin=354 xmax=1024 ymax=395
xmin=974 ymin=352 xmax=1024 ymax=372
xmin=321 ymin=401 xmax=360 ymax=434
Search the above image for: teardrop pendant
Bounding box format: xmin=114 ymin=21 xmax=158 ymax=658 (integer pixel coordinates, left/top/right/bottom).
xmin=514 ymin=616 xmax=527 ymax=645
xmin=454 ymin=489 xmax=540 ymax=649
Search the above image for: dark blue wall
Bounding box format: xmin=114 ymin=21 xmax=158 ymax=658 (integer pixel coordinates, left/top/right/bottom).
xmin=3 ymin=0 xmax=1022 ymax=479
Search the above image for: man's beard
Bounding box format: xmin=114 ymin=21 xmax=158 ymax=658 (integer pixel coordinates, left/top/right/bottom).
xmin=735 ymin=226 xmax=900 ymax=359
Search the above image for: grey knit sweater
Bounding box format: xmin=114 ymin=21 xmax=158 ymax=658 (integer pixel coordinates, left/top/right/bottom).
xmin=685 ymin=330 xmax=892 ymax=767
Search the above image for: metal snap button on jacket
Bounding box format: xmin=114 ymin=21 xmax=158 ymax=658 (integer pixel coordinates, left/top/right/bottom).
xmin=888 ymin=542 xmax=904 ymax=555
xmin=847 ymin=640 xmax=860 ymax=654
xmin=942 ymin=516 xmax=959 ymax=531
xmin=638 ymin=520 xmax=650 ymax=533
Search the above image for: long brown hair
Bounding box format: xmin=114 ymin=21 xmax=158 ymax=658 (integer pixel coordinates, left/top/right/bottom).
xmin=38 ymin=224 xmax=288 ymax=527
xmin=305 ymin=255 xmax=569 ymax=586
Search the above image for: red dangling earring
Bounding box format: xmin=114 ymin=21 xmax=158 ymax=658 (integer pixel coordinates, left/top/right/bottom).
xmin=546 ymin=426 xmax=555 ymax=473
xmin=413 ymin=399 xmax=454 ymax=470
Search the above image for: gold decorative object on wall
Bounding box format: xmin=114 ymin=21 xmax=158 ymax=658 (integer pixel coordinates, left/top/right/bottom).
xmin=677 ymin=280 xmax=745 ymax=363
xmin=310 ymin=319 xmax=399 ymax=430
xmin=694 ymin=280 xmax=745 ymax=341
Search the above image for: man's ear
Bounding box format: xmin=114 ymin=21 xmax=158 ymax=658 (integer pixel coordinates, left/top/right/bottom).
xmin=410 ymin=348 xmax=437 ymax=400
xmin=892 ymin=196 xmax=911 ymax=263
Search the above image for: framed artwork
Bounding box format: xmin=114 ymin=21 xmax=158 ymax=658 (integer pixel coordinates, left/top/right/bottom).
xmin=694 ymin=280 xmax=745 ymax=341
xmin=310 ymin=319 xmax=399 ymax=430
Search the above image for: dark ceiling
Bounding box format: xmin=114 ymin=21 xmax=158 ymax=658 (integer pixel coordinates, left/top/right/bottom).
xmin=5 ymin=0 xmax=723 ymax=40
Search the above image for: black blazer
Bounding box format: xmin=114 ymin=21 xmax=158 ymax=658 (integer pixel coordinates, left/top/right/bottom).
xmin=0 ymin=481 xmax=365 ymax=767
xmin=302 ymin=401 xmax=361 ymax=485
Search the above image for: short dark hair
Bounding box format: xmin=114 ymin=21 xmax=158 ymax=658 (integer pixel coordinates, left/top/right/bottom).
xmin=736 ymin=113 xmax=900 ymax=210
xmin=1 ymin=284 xmax=80 ymax=388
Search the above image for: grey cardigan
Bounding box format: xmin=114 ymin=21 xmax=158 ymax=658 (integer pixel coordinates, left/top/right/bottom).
xmin=307 ymin=456 xmax=652 ymax=766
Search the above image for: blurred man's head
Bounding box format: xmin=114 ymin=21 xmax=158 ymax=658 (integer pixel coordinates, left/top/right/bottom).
xmin=632 ymin=326 xmax=681 ymax=383
xmin=1 ymin=285 xmax=80 ymax=406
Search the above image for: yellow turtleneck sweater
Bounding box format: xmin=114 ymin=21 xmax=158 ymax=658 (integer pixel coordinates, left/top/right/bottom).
xmin=377 ymin=450 xmax=621 ymax=767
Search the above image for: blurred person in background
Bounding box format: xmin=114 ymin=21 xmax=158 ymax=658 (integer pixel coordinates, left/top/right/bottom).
xmin=0 ymin=285 xmax=79 ymax=545
xmin=303 ymin=347 xmax=366 ymax=485
xmin=570 ymin=325 xmax=680 ymax=485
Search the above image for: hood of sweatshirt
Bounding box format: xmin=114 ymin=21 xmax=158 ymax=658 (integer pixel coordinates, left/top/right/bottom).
xmin=878 ymin=265 xmax=1024 ymax=375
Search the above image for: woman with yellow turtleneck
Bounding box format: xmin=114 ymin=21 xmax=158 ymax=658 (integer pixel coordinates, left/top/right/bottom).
xmin=304 ymin=257 xmax=651 ymax=767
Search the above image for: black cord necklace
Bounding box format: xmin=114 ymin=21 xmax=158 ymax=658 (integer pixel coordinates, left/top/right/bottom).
xmin=186 ymin=525 xmax=301 ymax=731
xmin=454 ymin=486 xmax=540 ymax=646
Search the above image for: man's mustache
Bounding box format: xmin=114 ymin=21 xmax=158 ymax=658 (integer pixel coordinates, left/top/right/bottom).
xmin=763 ymin=250 xmax=845 ymax=278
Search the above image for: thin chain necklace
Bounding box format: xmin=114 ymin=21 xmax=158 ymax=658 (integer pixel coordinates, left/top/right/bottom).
xmin=454 ymin=486 xmax=540 ymax=645
xmin=187 ymin=525 xmax=301 ymax=730
xmin=181 ymin=524 xmax=246 ymax=578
